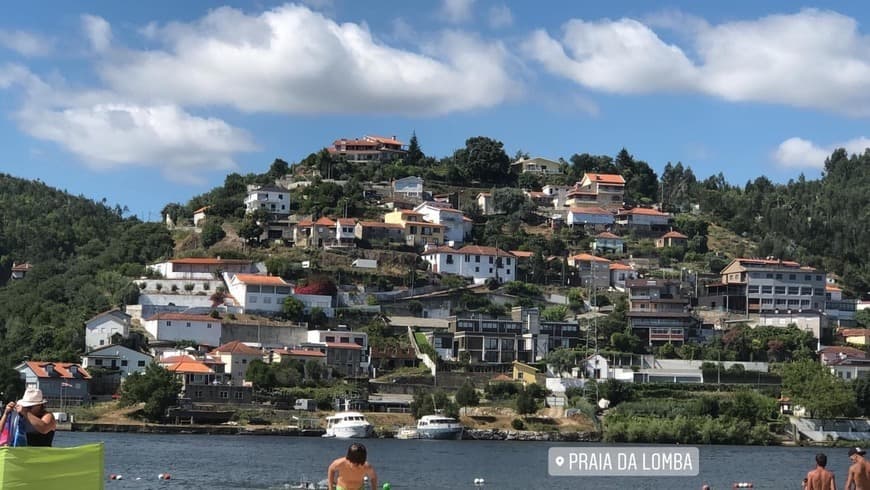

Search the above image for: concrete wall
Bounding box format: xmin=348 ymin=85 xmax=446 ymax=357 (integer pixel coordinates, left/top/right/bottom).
xmin=220 ymin=322 xmax=309 ymax=349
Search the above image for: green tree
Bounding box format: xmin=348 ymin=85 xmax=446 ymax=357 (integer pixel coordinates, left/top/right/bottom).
xmin=119 ymin=363 xmax=182 ymax=421
xmin=455 ymin=379 xmax=480 ymax=408
xmin=541 ymin=305 xmax=568 ymax=321
xmin=781 ymin=359 xmax=857 ymax=418
xmin=856 ymin=309 xmax=870 ymax=327
xmin=282 ymin=297 xmax=305 ymax=322
xmin=201 ymin=219 xmax=226 ymax=248
xmin=515 ymin=386 xmax=538 ymax=415
xmin=406 ymin=131 xmax=424 ymax=167
xmin=245 ymin=359 xmax=277 ymax=389
xmin=453 ymin=136 xmax=511 ymax=184
xmin=238 ymin=218 xmax=263 ymax=245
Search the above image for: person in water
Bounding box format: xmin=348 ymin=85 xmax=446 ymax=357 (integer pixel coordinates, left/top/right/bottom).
xmin=804 ymin=452 xmax=836 ymax=490
xmin=327 ymin=443 xmax=377 ymax=490
xmin=1 ymin=388 xmax=57 ymax=447
xmin=846 ymin=447 xmax=870 ymax=490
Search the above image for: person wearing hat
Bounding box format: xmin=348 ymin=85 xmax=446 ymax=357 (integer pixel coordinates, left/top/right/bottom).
xmin=846 ymin=447 xmax=870 ymax=490
xmin=2 ymin=388 xmax=57 ymax=447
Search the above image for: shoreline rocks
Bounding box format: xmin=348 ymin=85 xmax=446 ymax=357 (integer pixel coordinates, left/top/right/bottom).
xmin=463 ymin=429 xmax=600 ymax=442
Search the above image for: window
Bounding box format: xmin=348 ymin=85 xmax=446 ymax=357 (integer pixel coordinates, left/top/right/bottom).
xmin=340 ymin=337 xmax=349 ymax=343
xmin=766 ymin=273 xmax=773 ymax=278
xmin=489 ymin=268 xmax=493 ymax=273
xmin=234 ymin=392 xmax=244 ymax=400
xmin=278 ymin=194 xmax=283 ymax=200
xmin=789 ymin=274 xmax=796 ymax=280
xmin=464 ymin=255 xmax=470 ymax=262
xmin=186 ymin=322 xmax=191 ymax=328
xmin=475 ymin=256 xmax=481 ymax=263
xmin=805 ymin=275 xmax=811 ymax=281
xmin=264 ymin=297 xmax=272 ymax=304
xmin=242 ymin=359 xmax=247 ymax=364
xmin=137 ymin=360 xmax=146 ymax=367
xmin=485 ymin=338 xmax=498 ymax=349
xmin=249 ymin=296 xmax=257 ymax=303
xmin=475 ymin=267 xmax=479 ymax=272
xmin=325 ymin=336 xmax=335 ymax=342
xmin=775 ymin=286 xmax=786 ymax=294
xmin=761 ymin=286 xmax=772 ymax=294
xmin=410 ymin=226 xmax=417 ymax=234
xmin=220 ymin=391 xmax=229 ymax=399
xmin=816 ymin=275 xmax=822 ymax=281
xmin=99 ymin=339 xmax=105 ymax=346
xmin=446 ymin=254 xmax=454 ymax=264
xmin=489 ymin=257 xmax=494 ymax=264
xmin=121 ymin=360 xmax=128 ymax=367
xmin=166 ymin=321 xmax=172 ymax=326
xmin=787 ymin=287 xmax=799 ymax=295
xmin=748 ymin=285 xmax=759 ymax=294
xmin=506 ymin=258 xmax=511 ymax=266
xmin=775 ymin=274 xmax=782 ymax=280
xmin=95 ymin=359 xmax=103 ymax=366
xmin=207 ymin=323 xmax=212 ymax=328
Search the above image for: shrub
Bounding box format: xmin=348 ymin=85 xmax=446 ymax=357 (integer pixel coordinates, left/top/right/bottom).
xmin=511 ymin=418 xmax=526 ymax=430
xmin=184 ymin=283 xmax=195 ymax=292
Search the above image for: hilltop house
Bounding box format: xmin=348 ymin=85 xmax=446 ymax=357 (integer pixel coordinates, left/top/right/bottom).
xmin=591 ymin=232 xmax=625 ymax=254
xmin=626 ymin=279 xmax=696 ymax=346
xmin=148 ymin=257 xmax=256 ymax=280
xmin=10 ymin=262 xmax=32 ymax=280
xmin=383 ymin=209 xmax=446 ymax=247
xmin=143 ymin=312 xmax=223 ymax=347
xmin=510 ymin=157 xmax=562 ymax=175
xmin=85 ymin=309 xmax=131 ymax=352
xmin=224 ymin=273 xmax=293 ymax=314
xmin=568 ymin=253 xmax=611 ymax=289
xmin=193 ymin=206 xmax=210 ymax=228
xmin=392 ymin=176 xmax=424 ymax=200
xmin=656 ymin=231 xmax=689 ymax=248
xmin=567 ymin=173 xmax=625 ymax=209
xmin=423 ymin=245 xmax=516 ymax=284
xmin=413 ymin=201 xmax=471 ymax=244
xmin=327 ymin=135 xmax=406 ymax=163
xmin=244 ymin=185 xmax=290 ymax=218
xmin=566 ymin=207 xmax=614 ymax=227
xmin=16 ymin=362 xmax=91 ymax=407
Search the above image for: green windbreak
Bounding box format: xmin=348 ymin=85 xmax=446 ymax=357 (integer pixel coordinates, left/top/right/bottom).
xmin=0 ymin=443 xmax=104 ymax=489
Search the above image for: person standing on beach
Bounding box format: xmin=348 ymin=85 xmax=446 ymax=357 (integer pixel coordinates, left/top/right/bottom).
xmin=805 ymin=453 xmax=836 ymax=490
xmin=327 ymin=443 xmax=378 ymax=490
xmin=846 ymin=448 xmax=870 ymax=490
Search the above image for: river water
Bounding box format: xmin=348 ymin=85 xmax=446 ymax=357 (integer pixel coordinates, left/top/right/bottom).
xmin=60 ymin=431 xmax=854 ymax=489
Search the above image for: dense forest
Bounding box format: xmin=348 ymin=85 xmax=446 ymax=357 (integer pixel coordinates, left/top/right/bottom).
xmin=0 ymin=139 xmax=867 ymax=396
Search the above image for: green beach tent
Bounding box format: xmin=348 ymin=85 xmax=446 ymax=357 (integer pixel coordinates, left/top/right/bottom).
xmin=0 ymin=443 xmax=104 ymax=489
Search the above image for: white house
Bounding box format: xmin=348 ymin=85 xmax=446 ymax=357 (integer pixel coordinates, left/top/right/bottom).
xmin=193 ymin=206 xmax=210 ymax=228
xmin=819 ymin=346 xmax=870 ymax=380
xmin=148 ymin=257 xmax=256 ymax=280
xmin=616 ymin=207 xmax=672 ymax=227
xmin=210 ymin=340 xmax=262 ymax=386
xmin=143 ymin=312 xmax=223 ymax=347
xmin=423 ymin=245 xmax=516 ymax=284
xmin=477 ymin=192 xmax=495 ymax=215
xmin=610 ymin=263 xmax=639 ymax=290
xmin=591 ymin=231 xmax=625 ymax=253
xmin=81 ymin=345 xmax=153 ymax=379
xmin=414 ymin=201 xmax=472 ymax=244
xmin=393 ymin=176 xmax=424 ymax=200
xmin=335 ymin=218 xmax=357 ymax=246
xmin=510 ymin=157 xmax=562 ymax=175
xmin=85 ymin=309 xmax=131 ymax=352
xmin=566 ymin=207 xmax=614 ymax=227
xmin=224 ymin=273 xmax=293 ymax=313
xmin=244 ymin=184 xmax=290 ymax=216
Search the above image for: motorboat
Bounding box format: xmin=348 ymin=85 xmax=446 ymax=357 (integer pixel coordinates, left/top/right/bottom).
xmin=416 ymin=414 xmax=463 ymax=440
xmin=395 ymin=426 xmax=419 ymax=439
xmin=323 ymin=411 xmax=373 ymax=439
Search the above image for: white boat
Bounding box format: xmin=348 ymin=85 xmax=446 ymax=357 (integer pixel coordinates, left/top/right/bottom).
xmin=416 ymin=414 xmax=463 ymax=440
xmin=395 ymin=426 xmax=419 ymax=439
xmin=323 ymin=411 xmax=373 ymax=439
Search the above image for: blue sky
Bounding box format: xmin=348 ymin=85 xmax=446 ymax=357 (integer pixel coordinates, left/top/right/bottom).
xmin=1 ymin=1 xmax=869 ymax=220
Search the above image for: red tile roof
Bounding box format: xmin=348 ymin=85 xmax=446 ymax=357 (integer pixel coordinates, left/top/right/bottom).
xmin=297 ymin=219 xmax=314 ymax=227
xmin=619 ymin=207 xmax=670 ymax=216
xmin=159 ymin=355 xmax=196 ymax=364
xmin=315 ymin=217 xmax=336 ymax=226
xmin=584 ymin=173 xmax=626 ymax=185
xmin=735 ymin=258 xmax=802 ymax=268
xmin=25 ymin=362 xmax=92 ymax=379
xmin=233 ymin=274 xmax=289 ymax=286
xmin=661 ymin=231 xmax=688 ymax=239
xmin=826 ymin=285 xmax=842 ymax=292
xmin=422 ymin=246 xmax=458 ymax=256
xmin=456 ymin=245 xmax=514 ymax=258
xmin=569 ymin=207 xmax=613 ymax=215
xmin=211 ymin=340 xmax=262 ymax=356
xmin=595 ymin=232 xmax=621 ymax=239
xmin=609 ymin=263 xmax=633 ymax=270
xmin=11 ymin=262 xmax=32 ymax=272
xmin=144 ymin=313 xmax=220 ymax=322
xmin=366 ymin=135 xmax=404 ymax=146
xmin=820 ymin=345 xmax=867 ymax=358
xmin=570 ymin=253 xmax=611 ymax=263
xmin=164 ymin=360 xmax=214 ymax=374
xmin=841 ymin=329 xmax=870 ymax=337
xmin=336 ymin=218 xmax=357 ymax=225
xmin=510 ymin=250 xmax=535 ymax=258
xmin=193 ymin=206 xmax=210 ymax=214
xmin=169 ymin=258 xmax=252 ymax=265
xmin=272 ymin=348 xmax=326 ymax=358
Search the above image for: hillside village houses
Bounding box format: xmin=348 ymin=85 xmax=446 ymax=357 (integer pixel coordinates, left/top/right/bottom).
xmin=143 ymin=312 xmax=223 ymax=347
xmin=16 ymin=362 xmax=91 ymax=407
xmin=392 ymin=176 xmax=424 ymax=200
xmin=327 ymin=135 xmax=407 ymax=163
xmin=656 ymin=230 xmax=689 ymax=248
xmin=591 ymin=232 xmax=625 ymax=254
xmin=568 ymin=253 xmax=612 ymax=290
xmin=413 ymin=201 xmax=472 ymax=244
xmin=383 ymin=209 xmax=446 ymax=247
xmin=244 ymin=184 xmax=290 ymax=218
xmin=564 ymin=173 xmax=625 ymax=210
xmin=566 ymin=207 xmax=614 ymax=227
xmin=81 ymin=345 xmax=152 ymax=379
xmin=192 ymin=206 xmax=210 ymax=228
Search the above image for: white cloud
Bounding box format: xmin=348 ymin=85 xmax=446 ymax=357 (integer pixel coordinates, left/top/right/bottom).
xmin=488 ymin=5 xmax=513 ymax=29
xmin=774 ymin=137 xmax=870 ymax=169
xmin=440 ymin=0 xmax=475 ymax=24
xmin=0 ymin=66 xmax=255 ymax=182
xmin=97 ymin=5 xmax=517 ymax=115
xmin=391 ymin=18 xmax=416 ymax=43
xmin=523 ymin=9 xmax=870 ymax=115
xmin=82 ymin=14 xmax=112 ymax=53
xmin=0 ymin=29 xmax=53 ymax=57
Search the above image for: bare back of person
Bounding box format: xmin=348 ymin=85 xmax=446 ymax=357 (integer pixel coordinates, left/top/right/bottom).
xmin=328 ymin=457 xmax=374 ymax=490
xmin=848 ymin=460 xmax=870 ymax=490
xmin=806 ymin=467 xmax=836 ymax=490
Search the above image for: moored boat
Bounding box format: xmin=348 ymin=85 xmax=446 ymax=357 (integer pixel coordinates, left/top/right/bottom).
xmin=416 ymin=414 xmax=463 ymax=440
xmin=323 ymin=411 xmax=373 ymax=439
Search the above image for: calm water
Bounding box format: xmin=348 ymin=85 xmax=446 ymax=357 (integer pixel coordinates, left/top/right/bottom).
xmin=59 ymin=431 xmax=854 ymax=489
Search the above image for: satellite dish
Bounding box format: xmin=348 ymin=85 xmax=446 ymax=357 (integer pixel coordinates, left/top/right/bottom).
xmin=598 ymin=398 xmax=611 ymax=410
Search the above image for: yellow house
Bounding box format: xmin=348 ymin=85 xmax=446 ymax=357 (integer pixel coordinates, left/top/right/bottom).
xmin=512 ymin=361 xmax=540 ymax=386
xmin=842 ymin=328 xmax=870 ymax=346
xmin=383 ymin=209 xmax=445 ymax=247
